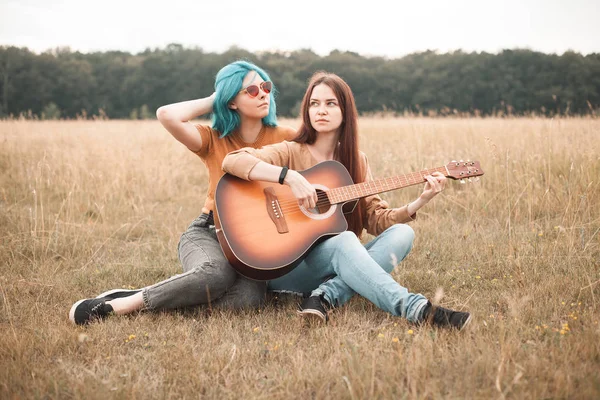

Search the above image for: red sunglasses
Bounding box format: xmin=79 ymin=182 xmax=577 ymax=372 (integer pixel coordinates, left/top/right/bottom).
xmin=240 ymin=81 xmax=272 ymax=98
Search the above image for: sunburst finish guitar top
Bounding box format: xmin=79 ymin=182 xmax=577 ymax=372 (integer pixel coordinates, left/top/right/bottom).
xmin=215 ymin=160 xmax=483 ymax=280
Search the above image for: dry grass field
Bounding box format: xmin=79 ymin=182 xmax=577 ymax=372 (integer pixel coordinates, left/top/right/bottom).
xmin=1 ymin=117 xmax=599 ymax=399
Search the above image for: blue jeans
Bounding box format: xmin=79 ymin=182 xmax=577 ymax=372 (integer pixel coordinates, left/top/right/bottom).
xmin=268 ymin=224 xmax=427 ymax=322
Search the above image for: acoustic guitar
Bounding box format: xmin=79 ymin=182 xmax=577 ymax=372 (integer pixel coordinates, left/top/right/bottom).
xmin=215 ymin=160 xmax=483 ymax=280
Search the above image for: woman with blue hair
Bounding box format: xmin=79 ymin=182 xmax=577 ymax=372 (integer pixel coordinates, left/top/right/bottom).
xmin=69 ymin=60 xmax=297 ymax=324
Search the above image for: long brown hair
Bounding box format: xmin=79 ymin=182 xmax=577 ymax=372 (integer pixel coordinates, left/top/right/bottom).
xmin=295 ymin=72 xmax=366 ymax=237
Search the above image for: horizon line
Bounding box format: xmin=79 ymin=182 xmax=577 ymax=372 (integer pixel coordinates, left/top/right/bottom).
xmin=1 ymin=43 xmax=598 ymax=59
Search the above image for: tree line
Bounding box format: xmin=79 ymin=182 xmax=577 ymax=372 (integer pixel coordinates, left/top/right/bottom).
xmin=1 ymin=44 xmax=599 ymax=119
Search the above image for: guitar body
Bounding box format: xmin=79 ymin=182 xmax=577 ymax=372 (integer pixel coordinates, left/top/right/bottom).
xmin=215 ymin=160 xmax=354 ymax=280
xmin=215 ymin=158 xmax=484 ymax=281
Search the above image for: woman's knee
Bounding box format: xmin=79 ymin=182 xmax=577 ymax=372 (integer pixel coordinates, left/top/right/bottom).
xmin=387 ymin=224 xmax=415 ymax=248
xmin=188 ymin=261 xmax=238 ymax=294
xmin=335 ymin=231 xmax=362 ymax=247
xmin=215 ymin=278 xmax=267 ymax=310
xmin=378 ymin=224 xmax=415 ymax=271
xmin=238 ymin=279 xmax=267 ymax=309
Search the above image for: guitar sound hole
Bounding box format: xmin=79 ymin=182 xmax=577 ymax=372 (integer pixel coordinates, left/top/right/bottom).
xmin=306 ymin=189 xmax=332 ymax=215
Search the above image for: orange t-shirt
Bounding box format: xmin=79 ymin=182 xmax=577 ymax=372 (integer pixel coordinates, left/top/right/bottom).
xmin=192 ymin=124 xmax=297 ymax=221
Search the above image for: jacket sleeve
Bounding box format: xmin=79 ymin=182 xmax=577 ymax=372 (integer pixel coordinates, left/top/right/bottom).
xmin=222 ymin=141 xmax=292 ymax=180
xmin=362 ymin=153 xmax=416 ymax=236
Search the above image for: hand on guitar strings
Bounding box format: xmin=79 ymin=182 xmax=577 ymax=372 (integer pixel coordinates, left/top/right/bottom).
xmin=284 ymin=170 xmax=319 ymax=209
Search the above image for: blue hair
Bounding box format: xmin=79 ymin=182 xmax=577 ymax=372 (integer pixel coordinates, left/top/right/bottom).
xmin=211 ymin=60 xmax=278 ymax=137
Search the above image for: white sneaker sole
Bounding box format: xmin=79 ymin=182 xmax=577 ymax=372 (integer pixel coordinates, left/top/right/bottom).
xmin=459 ymin=314 xmax=473 ymax=331
xmin=296 ymin=309 xmax=327 ymax=323
xmin=95 ymin=288 xmax=140 ymax=299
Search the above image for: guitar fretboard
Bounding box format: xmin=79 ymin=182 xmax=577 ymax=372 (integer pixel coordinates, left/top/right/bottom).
xmin=327 ymin=166 xmax=447 ymax=204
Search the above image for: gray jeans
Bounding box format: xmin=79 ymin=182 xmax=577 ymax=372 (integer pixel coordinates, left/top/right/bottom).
xmin=142 ymin=212 xmax=267 ymax=310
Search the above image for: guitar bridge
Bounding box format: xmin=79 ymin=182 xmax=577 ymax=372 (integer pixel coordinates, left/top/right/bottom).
xmin=264 ymin=187 xmax=289 ymax=234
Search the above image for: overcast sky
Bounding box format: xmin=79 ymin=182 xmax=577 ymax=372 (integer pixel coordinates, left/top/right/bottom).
xmin=1 ymin=0 xmax=598 ymax=58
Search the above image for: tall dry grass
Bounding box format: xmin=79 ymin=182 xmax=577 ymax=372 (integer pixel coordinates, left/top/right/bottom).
xmin=1 ymin=118 xmax=599 ymax=399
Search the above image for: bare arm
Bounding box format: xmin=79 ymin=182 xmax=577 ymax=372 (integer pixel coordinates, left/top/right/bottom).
xmin=156 ymin=93 xmax=216 ymax=152
xmin=406 ymin=172 xmax=446 ymax=215
xmin=362 ymin=153 xmax=447 ymax=235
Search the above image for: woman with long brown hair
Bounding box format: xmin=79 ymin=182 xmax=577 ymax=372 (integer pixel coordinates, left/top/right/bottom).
xmin=222 ymin=71 xmax=471 ymax=330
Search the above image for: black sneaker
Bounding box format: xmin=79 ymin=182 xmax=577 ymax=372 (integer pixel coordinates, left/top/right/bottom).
xmin=422 ymin=301 xmax=471 ymax=331
xmin=95 ymin=288 xmax=141 ymax=300
xmin=297 ymin=295 xmax=329 ymax=323
xmin=69 ymin=298 xmax=114 ymax=325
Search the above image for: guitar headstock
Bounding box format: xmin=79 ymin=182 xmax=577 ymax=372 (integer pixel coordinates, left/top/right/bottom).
xmin=445 ymin=160 xmax=484 ymax=181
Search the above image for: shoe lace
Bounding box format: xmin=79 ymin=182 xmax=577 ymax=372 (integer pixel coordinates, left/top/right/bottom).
xmin=90 ymin=301 xmax=105 ymax=314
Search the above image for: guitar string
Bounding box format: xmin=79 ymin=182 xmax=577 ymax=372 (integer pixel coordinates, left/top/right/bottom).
xmin=272 ymin=169 xmax=479 ymax=210
xmin=273 ymin=178 xmax=419 ymax=209
xmin=269 ymin=175 xmax=478 ymax=214
xmin=274 ymin=193 xmax=332 ymax=210
xmin=273 ymin=179 xmax=422 ymax=210
xmin=271 ymin=171 xmax=447 ymax=209
xmin=270 ymin=192 xmax=331 ymax=207
xmin=220 ymin=167 xmax=478 ymax=237
xmin=246 ymin=166 xmax=472 ymax=210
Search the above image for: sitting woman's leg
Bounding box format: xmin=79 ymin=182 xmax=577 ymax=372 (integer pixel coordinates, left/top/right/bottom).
xmin=268 ymin=224 xmax=414 ymax=300
xmin=136 ymin=214 xmax=237 ymax=310
xmin=303 ymin=231 xmax=427 ymax=322
xmin=318 ymin=224 xmax=415 ymax=307
xmin=296 ymin=230 xmax=470 ymax=329
xmin=70 ymin=214 xmax=264 ymax=324
xmin=269 ymin=230 xmax=426 ymax=322
xmin=174 ymin=213 xmax=266 ymax=310
xmin=364 ymin=224 xmax=415 ymax=273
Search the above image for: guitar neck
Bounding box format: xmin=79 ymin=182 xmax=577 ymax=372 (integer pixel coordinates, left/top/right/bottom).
xmin=327 ymin=166 xmax=448 ymax=204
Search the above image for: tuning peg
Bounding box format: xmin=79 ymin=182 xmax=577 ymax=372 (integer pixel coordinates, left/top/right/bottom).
xmin=473 ymin=177 xmax=480 ymax=182
xmin=460 ymin=179 xmax=466 ymax=184
xmin=467 ymin=178 xmax=472 ymax=183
